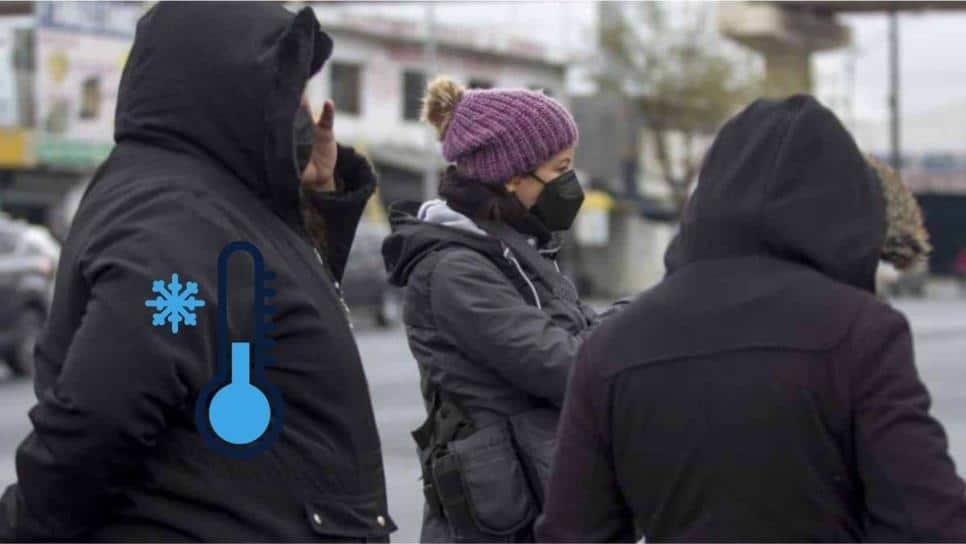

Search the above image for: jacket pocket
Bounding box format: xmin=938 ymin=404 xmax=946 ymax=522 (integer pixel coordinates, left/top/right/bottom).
xmin=304 ymin=491 xmax=397 ymax=541
xmin=449 ymin=422 xmax=538 ymax=536
xmin=507 ymin=408 xmax=560 ymax=505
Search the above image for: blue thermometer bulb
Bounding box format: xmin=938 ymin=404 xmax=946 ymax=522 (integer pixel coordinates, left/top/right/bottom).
xmin=208 ymin=342 xmax=271 ymax=445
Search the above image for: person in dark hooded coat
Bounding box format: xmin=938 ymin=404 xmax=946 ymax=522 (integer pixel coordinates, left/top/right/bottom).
xmin=0 ymin=3 xmax=395 ymax=541
xmin=382 ymin=77 xmax=626 ymax=543
xmin=536 ymin=95 xmax=966 ymax=542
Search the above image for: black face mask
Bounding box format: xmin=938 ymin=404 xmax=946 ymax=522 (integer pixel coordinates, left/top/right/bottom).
xmin=293 ymin=105 xmax=315 ymax=176
xmin=529 ymin=170 xmax=585 ymax=231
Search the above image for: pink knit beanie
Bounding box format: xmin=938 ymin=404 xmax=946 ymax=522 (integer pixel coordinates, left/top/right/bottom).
xmin=422 ymin=77 xmax=579 ymax=185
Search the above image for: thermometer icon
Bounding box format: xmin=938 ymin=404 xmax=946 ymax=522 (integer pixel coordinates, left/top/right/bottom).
xmin=196 ymin=241 xmax=283 ymax=457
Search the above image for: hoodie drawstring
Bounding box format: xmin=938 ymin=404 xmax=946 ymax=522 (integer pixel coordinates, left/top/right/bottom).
xmin=503 ymin=246 xmax=542 ymax=310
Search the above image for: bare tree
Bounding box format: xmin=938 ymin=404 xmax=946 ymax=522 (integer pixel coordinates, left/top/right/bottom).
xmin=599 ymin=2 xmax=762 ymax=213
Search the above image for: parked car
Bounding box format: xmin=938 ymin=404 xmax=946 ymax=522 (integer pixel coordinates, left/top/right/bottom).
xmin=48 ymin=179 xmax=88 ymax=243
xmin=0 ymin=215 xmax=60 ymax=376
xmin=341 ymin=219 xmax=400 ymax=328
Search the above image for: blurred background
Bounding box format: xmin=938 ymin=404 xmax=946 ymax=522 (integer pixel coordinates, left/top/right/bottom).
xmin=0 ymin=2 xmax=965 ymax=541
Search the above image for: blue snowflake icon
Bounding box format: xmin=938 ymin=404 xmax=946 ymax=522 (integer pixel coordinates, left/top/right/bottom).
xmin=145 ymin=273 xmax=206 ymax=334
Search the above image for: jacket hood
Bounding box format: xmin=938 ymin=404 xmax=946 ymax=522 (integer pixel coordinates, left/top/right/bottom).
xmin=664 ymin=95 xmax=885 ymax=292
xmin=383 ymin=200 xmax=502 ymax=287
xmin=113 ymin=2 xmax=332 ymax=228
xmin=417 ymin=199 xmax=489 ymax=237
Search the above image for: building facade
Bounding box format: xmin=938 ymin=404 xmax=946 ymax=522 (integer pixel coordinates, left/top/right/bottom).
xmin=306 ymin=7 xmax=567 ymax=208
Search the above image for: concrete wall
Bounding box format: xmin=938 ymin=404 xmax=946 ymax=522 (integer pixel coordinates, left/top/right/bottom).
xmin=569 ymin=92 xmax=643 ymax=196
xmin=579 ymin=210 xmax=677 ymax=298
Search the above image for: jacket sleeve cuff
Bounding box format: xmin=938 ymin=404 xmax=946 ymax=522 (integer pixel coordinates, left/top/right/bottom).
xmin=298 ymin=143 xmax=378 ymax=282
xmin=300 ymin=144 xmax=376 ymax=213
xmin=300 ymin=176 xmax=374 ymax=213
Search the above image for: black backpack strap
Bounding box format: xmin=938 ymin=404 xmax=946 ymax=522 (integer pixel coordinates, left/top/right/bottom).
xmin=411 ymin=333 xmax=475 ymax=520
xmin=411 ymin=367 xmax=444 ymax=517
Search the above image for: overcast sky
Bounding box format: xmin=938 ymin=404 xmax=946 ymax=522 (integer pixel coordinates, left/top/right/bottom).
xmin=815 ymin=12 xmax=966 ymax=120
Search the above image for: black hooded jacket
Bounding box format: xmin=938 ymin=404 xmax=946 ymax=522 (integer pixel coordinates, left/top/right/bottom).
xmin=0 ymin=3 xmax=394 ymax=541
xmin=536 ymin=96 xmax=966 ymax=542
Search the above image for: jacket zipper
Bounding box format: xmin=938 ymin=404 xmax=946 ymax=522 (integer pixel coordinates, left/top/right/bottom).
xmin=314 ymin=248 xmax=353 ymax=329
xmin=502 ymin=245 xmax=542 ymax=310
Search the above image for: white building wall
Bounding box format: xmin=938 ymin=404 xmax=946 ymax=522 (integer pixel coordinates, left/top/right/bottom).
xmin=304 ymin=29 xmax=566 ymax=157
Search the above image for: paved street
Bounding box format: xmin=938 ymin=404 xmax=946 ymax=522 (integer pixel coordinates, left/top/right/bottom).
xmin=1 ymin=297 xmax=965 ymax=541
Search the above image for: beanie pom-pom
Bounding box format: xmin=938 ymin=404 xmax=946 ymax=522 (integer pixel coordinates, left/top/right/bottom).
xmin=422 ymin=76 xmax=465 ymax=141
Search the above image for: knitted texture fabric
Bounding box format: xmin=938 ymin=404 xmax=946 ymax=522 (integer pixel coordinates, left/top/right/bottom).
xmin=441 ymin=88 xmax=579 ymax=185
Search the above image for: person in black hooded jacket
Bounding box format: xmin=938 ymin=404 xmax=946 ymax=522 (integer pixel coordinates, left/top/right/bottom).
xmin=0 ymin=3 xmax=395 ymax=541
xmin=536 ymin=95 xmax=966 ymax=542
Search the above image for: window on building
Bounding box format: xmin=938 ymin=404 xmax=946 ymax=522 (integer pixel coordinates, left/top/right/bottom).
xmin=402 ymin=70 xmax=426 ymax=121
xmin=331 ymin=62 xmax=362 ymax=116
xmin=13 ymin=28 xmax=35 ymax=127
xmin=12 ymin=28 xmax=33 ymax=71
xmin=79 ymin=77 xmax=102 ymax=120
xmin=468 ymin=78 xmax=493 ymax=90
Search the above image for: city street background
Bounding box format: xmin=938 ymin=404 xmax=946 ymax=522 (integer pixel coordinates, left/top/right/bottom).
xmin=3 ymin=290 xmax=966 ymax=543
xmin=1 ymin=2 xmax=966 ymax=541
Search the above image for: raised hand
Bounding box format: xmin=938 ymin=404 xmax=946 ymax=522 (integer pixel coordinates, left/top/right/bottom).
xmin=300 ymin=99 xmax=338 ymax=192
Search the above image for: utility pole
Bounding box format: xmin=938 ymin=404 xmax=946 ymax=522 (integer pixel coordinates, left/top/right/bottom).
xmin=888 ymin=8 xmax=901 ymax=174
xmin=422 ymin=3 xmax=439 ymax=201
xmin=845 ymin=43 xmax=857 ymax=131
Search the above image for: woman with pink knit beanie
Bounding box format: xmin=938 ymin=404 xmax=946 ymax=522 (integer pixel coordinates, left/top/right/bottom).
xmin=382 ymin=77 xmax=628 ymax=543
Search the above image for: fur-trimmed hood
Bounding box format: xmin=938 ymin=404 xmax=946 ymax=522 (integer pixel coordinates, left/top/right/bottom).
xmin=867 ymin=155 xmax=932 ymax=270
